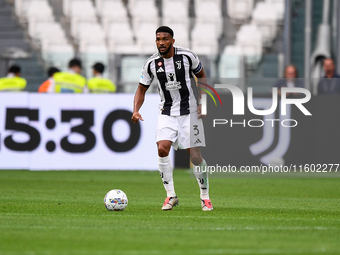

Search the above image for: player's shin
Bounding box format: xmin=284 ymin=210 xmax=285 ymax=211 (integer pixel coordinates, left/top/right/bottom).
xmin=193 ymin=159 xmax=209 ymax=200
xmin=158 ymin=155 xmax=176 ymax=197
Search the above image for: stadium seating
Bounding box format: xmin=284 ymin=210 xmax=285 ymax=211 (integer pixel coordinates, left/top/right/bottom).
xmin=195 ymin=0 xmax=223 ymax=36
xmin=191 ymin=22 xmax=219 ymax=55
xmin=95 ymin=0 xmax=126 ymax=15
xmin=128 ymin=0 xmax=159 ymax=54
xmin=251 ymin=2 xmax=278 ymax=47
xmin=8 ymin=0 xmax=283 ymax=90
xmin=226 ymin=0 xmax=254 ymax=24
xmin=135 ymin=22 xmax=159 ymax=54
xmin=166 ymin=23 xmax=189 ymax=49
xmin=223 ymin=0 xmax=281 ymax=73
xmin=28 ymin=21 xmax=67 ymax=45
xmin=195 ymin=0 xmax=221 ymax=7
xmin=80 ymin=44 xmax=109 ymax=79
xmin=14 ymin=0 xmax=74 ymax=72
xmin=26 ymin=1 xmax=54 ymax=23
xmin=41 ymin=44 xmax=75 ymax=71
xmin=68 ymin=0 xmax=97 ymax=20
xmin=235 ymin=24 xmax=262 ymax=68
xmin=60 ymin=0 xmax=110 ymax=74
xmin=121 ymin=58 xmax=144 ymax=85
xmin=161 ymin=0 xmax=190 ymax=48
xmin=191 ymin=0 xmax=223 ymax=55
xmin=266 ymin=0 xmax=285 ymax=22
xmin=63 ymin=0 xmax=96 ymax=19
xmin=15 ymin=0 xmax=54 ymax=24
xmin=63 ymin=0 xmax=98 ymax=38
xmin=120 ymin=56 xmax=148 ymax=93
xmin=162 ymin=0 xmax=189 ymax=29
xmin=107 ymin=21 xmax=139 ymax=54
xmin=73 ymin=22 xmax=105 ymax=45
xmin=128 ymin=0 xmax=156 ymax=10
xmin=98 ymin=0 xmax=129 ymax=33
xmin=95 ymin=0 xmax=134 ymax=54
xmin=129 ymin=0 xmax=159 ymax=31
xmin=40 ymin=31 xmax=74 ymax=71
xmin=219 ymin=45 xmax=243 ymax=78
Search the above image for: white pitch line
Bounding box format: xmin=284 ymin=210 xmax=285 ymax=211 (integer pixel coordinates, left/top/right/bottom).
xmin=0 ymin=225 xmax=336 ymax=231
xmin=0 ymin=248 xmax=338 ymax=255
xmin=2 ymin=213 xmax=339 ymax=223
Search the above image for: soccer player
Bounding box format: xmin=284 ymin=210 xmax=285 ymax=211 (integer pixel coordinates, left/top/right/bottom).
xmin=131 ymin=26 xmax=213 ymax=211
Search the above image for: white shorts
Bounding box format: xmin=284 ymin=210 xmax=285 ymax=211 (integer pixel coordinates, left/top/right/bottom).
xmin=156 ymin=111 xmax=206 ymax=150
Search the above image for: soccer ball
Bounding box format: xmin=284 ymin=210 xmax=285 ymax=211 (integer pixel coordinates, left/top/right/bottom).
xmin=104 ymin=189 xmax=128 ymax=211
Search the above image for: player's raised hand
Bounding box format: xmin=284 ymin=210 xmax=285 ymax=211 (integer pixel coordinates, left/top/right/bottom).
xmin=131 ymin=112 xmax=144 ymax=123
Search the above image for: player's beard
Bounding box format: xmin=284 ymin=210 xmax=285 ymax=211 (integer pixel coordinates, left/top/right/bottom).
xmin=158 ymin=43 xmax=172 ymax=56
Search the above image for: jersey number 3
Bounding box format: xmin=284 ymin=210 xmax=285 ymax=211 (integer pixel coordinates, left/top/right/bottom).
xmin=193 ymin=125 xmax=199 ymax=136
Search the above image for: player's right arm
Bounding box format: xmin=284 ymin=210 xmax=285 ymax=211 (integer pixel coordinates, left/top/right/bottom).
xmin=132 ymin=57 xmax=154 ymax=123
xmin=132 ymin=84 xmax=149 ymax=123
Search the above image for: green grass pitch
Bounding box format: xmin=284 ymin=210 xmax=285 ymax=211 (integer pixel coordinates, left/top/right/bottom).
xmin=0 ymin=170 xmax=339 ymax=255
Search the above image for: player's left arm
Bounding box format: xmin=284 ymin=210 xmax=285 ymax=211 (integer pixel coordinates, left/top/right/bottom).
xmin=195 ymin=68 xmax=207 ymax=118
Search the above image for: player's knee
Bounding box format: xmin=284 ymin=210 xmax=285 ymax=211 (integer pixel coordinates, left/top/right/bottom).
xmin=191 ymin=156 xmax=201 ymax=166
xmin=190 ymin=151 xmax=202 ymax=166
xmin=158 ymin=145 xmax=169 ymax=157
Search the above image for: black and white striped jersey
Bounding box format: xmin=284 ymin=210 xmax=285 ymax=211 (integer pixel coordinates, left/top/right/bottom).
xmin=139 ymin=47 xmax=203 ymax=116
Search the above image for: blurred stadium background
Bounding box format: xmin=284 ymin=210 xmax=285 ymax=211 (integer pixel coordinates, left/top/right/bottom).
xmin=0 ymin=0 xmax=339 ymax=94
xmin=0 ymin=2 xmax=339 ymax=253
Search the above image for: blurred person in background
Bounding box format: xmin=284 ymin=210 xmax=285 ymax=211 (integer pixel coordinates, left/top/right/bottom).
xmin=38 ymin=67 xmax=60 ymax=93
xmin=47 ymin=58 xmax=87 ymax=93
xmin=88 ymin=62 xmax=116 ymax=93
xmin=273 ymin=65 xmax=303 ymax=96
xmin=0 ymin=65 xmax=26 ymax=92
xmin=317 ymin=58 xmax=340 ymax=94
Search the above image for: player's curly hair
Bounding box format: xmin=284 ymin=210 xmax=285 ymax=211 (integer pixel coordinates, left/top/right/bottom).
xmin=156 ymin=26 xmax=174 ymax=38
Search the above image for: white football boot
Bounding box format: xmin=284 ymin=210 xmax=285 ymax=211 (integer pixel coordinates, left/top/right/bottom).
xmin=162 ymin=196 xmax=179 ymax=210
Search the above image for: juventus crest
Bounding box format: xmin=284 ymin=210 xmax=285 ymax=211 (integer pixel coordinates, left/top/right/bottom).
xmin=175 ymin=61 xmax=182 ymax=69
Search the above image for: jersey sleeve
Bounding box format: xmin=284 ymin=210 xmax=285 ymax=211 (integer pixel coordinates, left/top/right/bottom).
xmin=139 ymin=61 xmax=153 ymax=87
xmin=187 ymin=51 xmax=202 ymax=74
